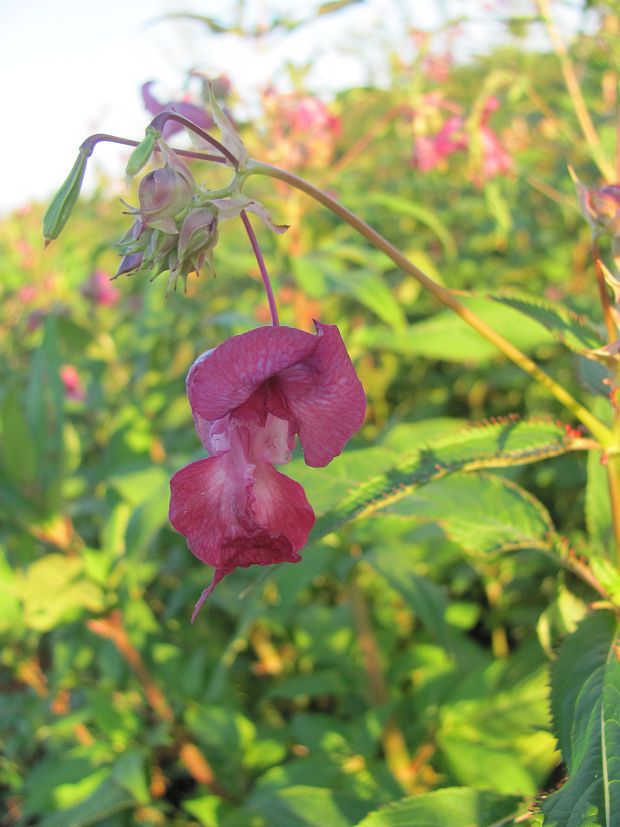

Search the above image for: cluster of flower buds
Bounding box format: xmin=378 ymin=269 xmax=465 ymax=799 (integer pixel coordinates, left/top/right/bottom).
xmin=116 ymin=143 xmax=221 ymax=290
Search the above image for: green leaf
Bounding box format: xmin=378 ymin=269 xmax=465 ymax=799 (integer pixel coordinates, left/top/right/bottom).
xmin=26 ymin=316 xmax=65 ymax=512
xmin=367 ymin=548 xmax=450 ymax=644
xmin=313 ymin=418 xmax=571 ymax=540
xmin=1 ymin=385 xmax=39 ymax=489
xmin=364 ymin=193 xmax=457 ymax=258
xmin=541 ymin=611 xmax=620 ymax=826
xmin=38 ymin=778 xmax=134 ymax=827
xmin=492 ymin=291 xmax=603 ymax=354
xmin=586 ymin=398 xmax=614 ymax=557
xmin=352 ymin=297 xmax=555 ymax=363
xmin=437 ymin=668 xmax=557 ymax=796
xmin=385 ymin=473 xmax=554 ymax=555
xmin=18 ymin=555 xmax=104 ymax=631
xmin=354 ymin=787 xmax=521 ymax=826
xmin=248 ymin=785 xmax=370 ymax=827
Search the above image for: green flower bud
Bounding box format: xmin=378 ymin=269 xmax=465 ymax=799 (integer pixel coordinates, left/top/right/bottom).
xmin=42 ymin=149 xmax=90 ymax=245
xmin=126 ymin=127 xmax=160 ymax=178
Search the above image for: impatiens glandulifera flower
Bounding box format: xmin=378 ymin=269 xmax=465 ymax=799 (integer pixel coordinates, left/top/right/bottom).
xmin=411 ymin=96 xmax=512 ymax=185
xmin=169 ymin=322 xmax=366 ymax=620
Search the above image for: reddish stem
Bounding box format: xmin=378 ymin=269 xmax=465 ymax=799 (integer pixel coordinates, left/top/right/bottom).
xmin=148 ymin=112 xmax=239 ymax=168
xmin=240 ymin=210 xmax=280 ymax=326
xmin=79 ymin=132 xmax=227 ymax=165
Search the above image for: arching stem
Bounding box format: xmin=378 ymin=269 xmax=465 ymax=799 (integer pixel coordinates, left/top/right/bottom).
xmin=244 ymin=159 xmax=612 ymax=446
xmin=240 ymin=210 xmax=280 ymax=326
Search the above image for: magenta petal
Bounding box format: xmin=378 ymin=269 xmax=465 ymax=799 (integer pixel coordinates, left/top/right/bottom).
xmin=187 ymin=326 xmax=318 ymax=421
xmin=169 ymin=451 xmax=315 ymax=591
xmin=277 ymin=322 xmax=366 ymax=467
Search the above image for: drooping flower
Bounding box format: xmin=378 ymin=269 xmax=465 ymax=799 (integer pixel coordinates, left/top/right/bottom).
xmin=169 ymin=322 xmax=366 ymax=619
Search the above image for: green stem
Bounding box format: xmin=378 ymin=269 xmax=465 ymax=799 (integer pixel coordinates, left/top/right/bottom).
xmin=536 ymin=0 xmax=614 ymax=182
xmin=245 ymin=160 xmax=612 ymax=446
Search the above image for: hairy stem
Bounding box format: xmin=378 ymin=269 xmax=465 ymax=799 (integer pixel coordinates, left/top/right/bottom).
xmin=536 ymin=0 xmax=614 ymax=181
xmin=240 ymin=210 xmax=280 ymax=326
xmin=246 ymin=160 xmax=612 ymax=445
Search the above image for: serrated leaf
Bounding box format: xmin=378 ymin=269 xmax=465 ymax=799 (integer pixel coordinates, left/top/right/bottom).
xmin=493 ymin=291 xmax=603 ymax=354
xmin=387 ymin=473 xmax=555 ymax=555
xmin=313 ymin=418 xmax=572 ymax=540
xmin=354 ymin=786 xmax=521 ymax=826
xmin=541 ymin=611 xmax=620 ymax=826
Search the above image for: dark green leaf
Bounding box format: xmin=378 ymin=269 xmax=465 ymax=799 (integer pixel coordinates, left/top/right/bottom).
xmin=541 ymin=611 xmax=620 ymax=826
xmin=313 ymin=418 xmax=570 ymax=540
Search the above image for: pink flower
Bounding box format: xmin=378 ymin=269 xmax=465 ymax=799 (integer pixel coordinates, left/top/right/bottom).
xmin=169 ymin=323 xmax=366 ymax=620
xmin=81 ymin=270 xmax=120 ymax=307
xmin=60 ymin=365 xmax=85 ymax=402
xmin=412 ymin=96 xmax=512 ymax=184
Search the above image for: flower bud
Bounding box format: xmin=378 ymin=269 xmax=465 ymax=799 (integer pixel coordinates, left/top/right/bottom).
xmin=138 ymin=164 xmax=194 ymax=232
xmin=43 ymin=149 xmax=90 ymax=244
xmin=177 ymin=207 xmax=218 ymax=262
xmin=126 ymin=127 xmax=160 ymax=178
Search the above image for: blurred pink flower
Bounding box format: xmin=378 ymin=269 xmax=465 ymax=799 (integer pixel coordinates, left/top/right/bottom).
xmin=169 ymin=323 xmax=366 ymax=620
xmin=81 ymin=270 xmax=120 ymax=307
xmin=412 ymin=95 xmax=513 ymax=184
xmin=141 ymin=81 xmax=214 ymax=139
xmin=60 ymin=365 xmax=85 ymax=402
xmin=17 ymin=285 xmax=38 ymax=303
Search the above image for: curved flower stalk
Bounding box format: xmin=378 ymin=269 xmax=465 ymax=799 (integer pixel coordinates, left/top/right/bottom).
xmin=169 ymin=323 xmax=366 ymax=620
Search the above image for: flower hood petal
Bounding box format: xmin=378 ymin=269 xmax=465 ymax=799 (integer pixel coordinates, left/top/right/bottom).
xmin=187 ymin=326 xmax=317 ymax=421
xmin=277 ymin=322 xmax=366 ymax=467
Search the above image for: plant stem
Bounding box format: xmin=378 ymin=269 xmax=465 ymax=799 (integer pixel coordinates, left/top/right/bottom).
xmin=536 ymin=0 xmax=614 ymax=181
xmin=80 ymin=132 xmax=227 ymax=165
xmin=347 ymin=576 xmax=427 ymax=794
xmin=245 ymin=160 xmax=612 ymax=445
xmin=148 ymin=112 xmax=239 ymax=168
xmin=592 ymin=238 xmax=618 ymax=343
xmin=240 ymin=210 xmax=280 ymax=326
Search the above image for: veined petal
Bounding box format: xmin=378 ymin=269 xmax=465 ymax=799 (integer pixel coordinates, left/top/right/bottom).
xmin=278 ymin=322 xmax=366 ymax=467
xmin=169 ymin=447 xmax=315 ymax=616
xmin=187 ymin=326 xmax=317 ymax=421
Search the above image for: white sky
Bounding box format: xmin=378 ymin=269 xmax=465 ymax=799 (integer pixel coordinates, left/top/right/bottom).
xmin=0 ymin=0 xmax=587 ymax=214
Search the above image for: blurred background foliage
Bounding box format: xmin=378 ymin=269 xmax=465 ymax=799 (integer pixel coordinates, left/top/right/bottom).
xmin=2 ymin=1 xmax=620 ymax=824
